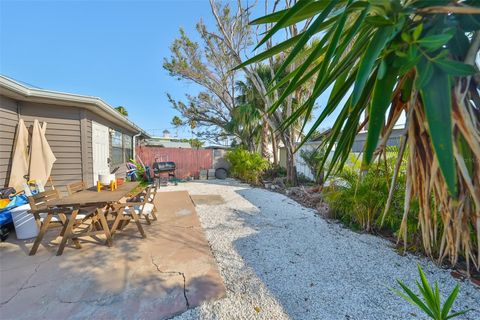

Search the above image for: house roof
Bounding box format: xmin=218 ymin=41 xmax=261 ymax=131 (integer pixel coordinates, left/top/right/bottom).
xmin=0 ymin=75 xmax=150 ymax=137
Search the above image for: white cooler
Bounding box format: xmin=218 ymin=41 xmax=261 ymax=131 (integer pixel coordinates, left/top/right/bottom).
xmin=10 ymin=204 xmax=39 ymax=239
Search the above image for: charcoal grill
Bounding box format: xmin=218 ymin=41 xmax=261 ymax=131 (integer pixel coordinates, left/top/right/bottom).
xmin=153 ymin=161 xmax=176 ymax=174
xmin=152 ymin=161 xmax=176 ymax=187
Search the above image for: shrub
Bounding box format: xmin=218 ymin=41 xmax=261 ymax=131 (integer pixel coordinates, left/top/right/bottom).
xmin=225 ymin=148 xmax=269 ymax=185
xmin=323 ymin=149 xmax=418 ymax=236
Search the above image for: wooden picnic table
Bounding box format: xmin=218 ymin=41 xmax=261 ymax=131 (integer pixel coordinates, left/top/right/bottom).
xmin=29 ymin=181 xmax=140 ymax=256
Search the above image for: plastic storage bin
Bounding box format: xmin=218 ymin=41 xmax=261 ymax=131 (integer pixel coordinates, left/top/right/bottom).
xmin=10 ymin=204 xmax=38 ymax=239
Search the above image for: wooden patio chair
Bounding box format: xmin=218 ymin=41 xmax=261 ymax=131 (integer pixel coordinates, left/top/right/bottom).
xmin=109 ymin=186 xmax=157 ymax=238
xmin=129 ymin=185 xmax=158 ymax=223
xmin=66 ymin=181 xmax=104 ymax=230
xmin=66 ymin=181 xmax=86 ymax=195
xmin=28 ymin=189 xmax=97 ymax=255
xmin=28 ymin=189 xmax=66 ymax=230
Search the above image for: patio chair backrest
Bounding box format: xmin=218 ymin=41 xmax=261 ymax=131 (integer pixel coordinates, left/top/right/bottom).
xmin=146 ymin=185 xmax=157 ymax=202
xmin=66 ymin=181 xmax=86 ymax=195
xmin=28 ymin=189 xmax=61 ymax=210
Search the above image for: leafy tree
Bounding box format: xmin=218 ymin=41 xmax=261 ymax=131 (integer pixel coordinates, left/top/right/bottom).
xmin=189 ymin=138 xmax=204 ymax=149
xmin=171 ymin=116 xmax=184 ymax=137
xmin=163 ymin=15 xmax=241 ymax=145
xmin=248 ymin=0 xmax=480 ymax=270
xmin=210 ymin=0 xmax=318 ymax=185
xmin=115 ymin=106 xmax=128 ymax=116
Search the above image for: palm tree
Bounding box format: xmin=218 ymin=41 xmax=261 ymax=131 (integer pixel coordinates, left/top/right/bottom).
xmin=115 ymin=106 xmax=128 ymax=117
xmin=248 ymin=1 xmax=480 ymax=271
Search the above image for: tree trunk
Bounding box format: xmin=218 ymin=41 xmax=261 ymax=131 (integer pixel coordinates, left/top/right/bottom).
xmin=281 ymin=132 xmax=298 ymax=186
xmin=261 ymin=119 xmax=270 ymax=159
xmin=271 ymin=128 xmax=278 ymax=165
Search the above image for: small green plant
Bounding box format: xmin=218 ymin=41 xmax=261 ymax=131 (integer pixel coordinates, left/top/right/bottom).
xmin=225 ymin=148 xmax=269 ymax=185
xmin=300 ymin=147 xmax=326 ymax=185
xmin=129 ymin=159 xmax=146 ymax=181
xmin=392 ymin=265 xmax=470 ymax=320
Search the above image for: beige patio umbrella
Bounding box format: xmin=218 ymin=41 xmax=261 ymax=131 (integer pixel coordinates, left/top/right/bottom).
xmin=29 ymin=119 xmax=56 ymax=186
xmin=8 ymin=119 xmax=30 ymax=191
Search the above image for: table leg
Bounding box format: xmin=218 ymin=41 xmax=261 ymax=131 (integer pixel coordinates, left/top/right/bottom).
xmin=110 ymin=207 xmax=124 ymax=237
xmin=56 ymin=209 xmax=79 ymax=256
xmin=29 ymin=212 xmax=53 ymax=256
xmin=96 ymin=209 xmax=112 ymax=247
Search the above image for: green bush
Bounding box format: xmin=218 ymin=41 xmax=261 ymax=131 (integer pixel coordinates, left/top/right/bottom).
xmin=225 ymin=148 xmax=269 ymax=185
xmin=323 ymin=149 xmax=418 ymax=237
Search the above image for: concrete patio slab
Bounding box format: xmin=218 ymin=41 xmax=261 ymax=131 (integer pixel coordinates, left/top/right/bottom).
xmin=0 ymin=190 xmax=225 ymax=320
xmin=190 ymin=195 xmax=225 ymax=206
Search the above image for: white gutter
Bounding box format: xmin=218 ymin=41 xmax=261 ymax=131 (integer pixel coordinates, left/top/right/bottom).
xmin=132 ymin=132 xmax=142 ymax=162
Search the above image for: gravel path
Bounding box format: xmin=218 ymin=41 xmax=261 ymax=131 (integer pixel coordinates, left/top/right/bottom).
xmin=163 ymin=180 xmax=480 ymax=320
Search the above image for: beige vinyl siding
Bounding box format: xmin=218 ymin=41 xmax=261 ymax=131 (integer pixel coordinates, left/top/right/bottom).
xmin=0 ymin=96 xmax=19 ymax=187
xmin=20 ymin=102 xmax=82 ymax=194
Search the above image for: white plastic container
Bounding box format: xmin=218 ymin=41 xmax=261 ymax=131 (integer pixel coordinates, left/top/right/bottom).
xmin=99 ymin=173 xmax=116 ymax=186
xmin=10 ymin=204 xmax=38 ymax=239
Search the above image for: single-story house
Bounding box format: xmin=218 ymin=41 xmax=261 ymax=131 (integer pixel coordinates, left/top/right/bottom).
xmin=0 ymin=75 xmax=150 ymax=194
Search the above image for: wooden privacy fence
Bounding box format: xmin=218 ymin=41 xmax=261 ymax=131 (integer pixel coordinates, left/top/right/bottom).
xmin=136 ymin=147 xmax=213 ymax=179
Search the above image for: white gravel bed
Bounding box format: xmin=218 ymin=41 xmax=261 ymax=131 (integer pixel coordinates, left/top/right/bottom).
xmin=161 ymin=179 xmax=480 ymax=320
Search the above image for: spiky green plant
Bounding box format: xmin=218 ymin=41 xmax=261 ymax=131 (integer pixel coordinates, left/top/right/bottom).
xmin=393 ymin=264 xmax=470 ymax=320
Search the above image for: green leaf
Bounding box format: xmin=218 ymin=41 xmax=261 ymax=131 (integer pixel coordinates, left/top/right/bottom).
xmin=233 ymin=33 xmax=302 ymax=70
xmin=255 ymin=0 xmax=314 ymax=50
xmin=434 ymin=59 xmax=478 ymax=76
xmin=362 ymin=61 xmax=398 ymax=167
xmin=417 ymin=33 xmax=454 ymax=50
xmin=400 ymin=75 xmax=413 ymax=103
xmin=377 ymin=59 xmax=387 ymax=79
xmin=420 ymin=66 xmax=457 ymax=195
xmin=352 ymin=26 xmax=394 ymax=106
xmin=413 ymin=23 xmax=423 ymax=41
xmin=271 ymin=0 xmax=338 ymax=82
xmin=441 ymin=285 xmax=459 ymax=319
xmin=250 ymin=0 xmax=335 ymax=25
xmin=446 ymin=310 xmax=471 ymax=319
xmin=415 ymin=58 xmax=433 ymax=89
xmin=365 ymin=15 xmax=394 ymax=26
xmin=395 ymin=280 xmax=435 ymax=318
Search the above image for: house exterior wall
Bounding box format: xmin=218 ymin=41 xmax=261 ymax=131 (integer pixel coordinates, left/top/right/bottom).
xmin=0 ymin=96 xmax=19 ymax=187
xmin=0 ymin=95 xmax=141 ymax=194
xmin=19 ymin=102 xmax=83 ymax=194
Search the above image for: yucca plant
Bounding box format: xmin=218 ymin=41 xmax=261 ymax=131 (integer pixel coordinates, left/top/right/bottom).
xmin=245 ymin=0 xmax=480 ymax=272
xmin=393 ymin=264 xmax=470 ymax=319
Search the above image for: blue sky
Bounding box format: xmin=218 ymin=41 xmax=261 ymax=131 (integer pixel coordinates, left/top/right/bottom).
xmin=0 ymin=0 xmax=334 ymax=138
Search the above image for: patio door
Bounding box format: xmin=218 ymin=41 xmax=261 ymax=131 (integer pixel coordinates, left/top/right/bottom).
xmin=92 ymin=121 xmax=110 ymax=184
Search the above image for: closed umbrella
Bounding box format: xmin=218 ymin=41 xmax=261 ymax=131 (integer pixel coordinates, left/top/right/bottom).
xmin=8 ymin=119 xmax=30 ymax=191
xmin=29 ymin=120 xmax=56 ymax=186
